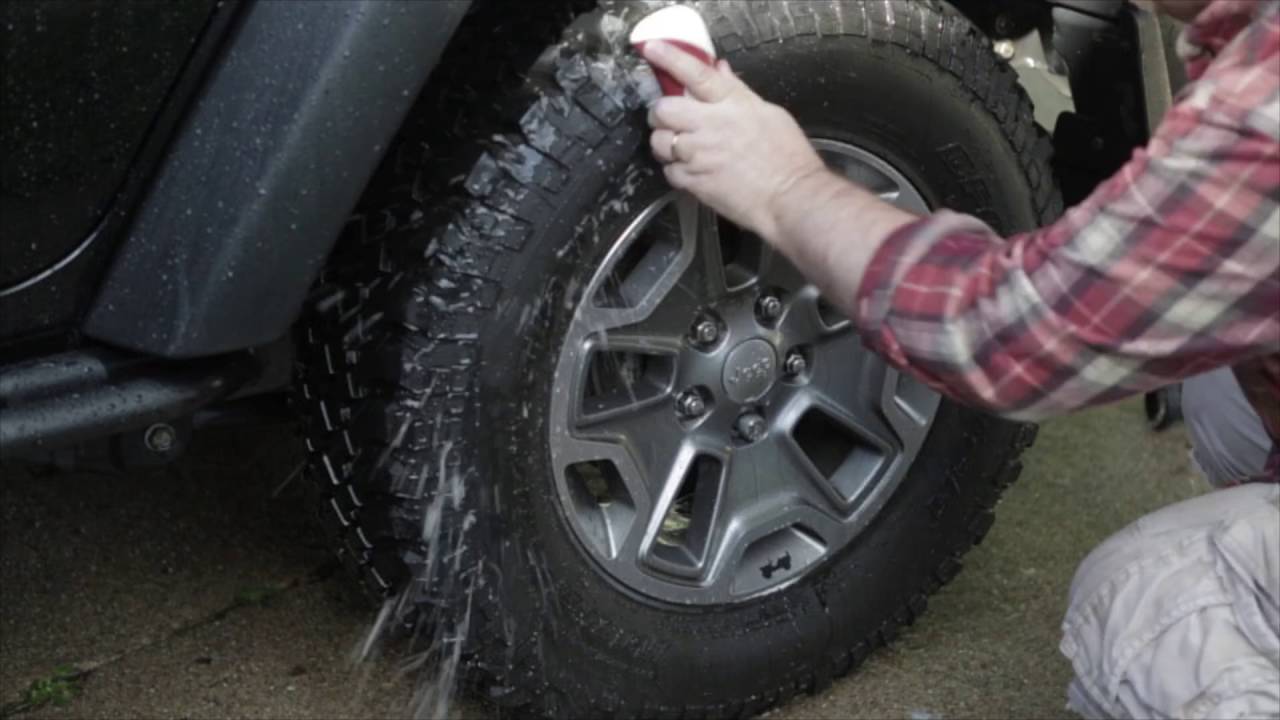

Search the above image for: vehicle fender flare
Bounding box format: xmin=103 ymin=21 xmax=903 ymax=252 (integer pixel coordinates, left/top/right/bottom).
xmin=84 ymin=0 xmax=471 ymax=358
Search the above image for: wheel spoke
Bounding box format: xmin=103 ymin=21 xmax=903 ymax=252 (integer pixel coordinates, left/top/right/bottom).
xmin=577 ymin=196 xmax=722 ymax=348
xmin=768 ymin=393 xmax=868 ymax=516
xmin=577 ymin=386 xmax=673 ymax=432
xmin=726 ymin=434 xmax=837 ymax=522
xmin=809 ymin=372 xmax=898 ymax=451
xmin=637 ymin=440 xmax=726 ymax=578
xmin=777 ymin=286 xmax=839 ymax=344
xmin=595 ymin=294 xmax=696 ymax=354
xmin=552 ymin=436 xmax=649 ymax=545
xmin=696 ymin=450 xmax=763 ymax=590
xmin=576 ymin=386 xmax=679 ymax=444
xmin=673 ymin=194 xmax=730 ymax=301
xmin=639 ymin=440 xmax=697 ymax=521
xmin=701 ymin=438 xmax=843 ymax=595
xmin=756 ymin=244 xmax=807 ymax=291
xmin=588 ymin=328 xmax=683 ymax=356
xmin=785 ymin=381 xmax=898 ymax=509
xmin=808 ymin=334 xmax=879 ymax=421
xmin=587 ymin=197 xmax=736 ymax=351
xmin=808 ymin=335 xmax=940 ymax=461
xmin=558 ymin=418 xmax=689 ymax=552
xmin=593 ymin=413 xmax=705 ymax=529
xmin=574 ymin=194 xmax=695 ymax=338
xmin=878 ymin=367 xmax=941 ymax=459
xmin=772 ymin=435 xmax=850 ymax=519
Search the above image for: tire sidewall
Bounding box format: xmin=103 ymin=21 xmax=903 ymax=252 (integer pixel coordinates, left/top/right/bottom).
xmin=734 ymin=33 xmax=1041 ymax=234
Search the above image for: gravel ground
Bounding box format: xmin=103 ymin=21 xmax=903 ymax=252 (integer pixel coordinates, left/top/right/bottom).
xmin=0 ymin=399 xmax=1205 ymax=719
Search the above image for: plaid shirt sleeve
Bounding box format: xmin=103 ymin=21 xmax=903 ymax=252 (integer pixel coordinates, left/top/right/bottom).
xmin=853 ymin=3 xmax=1280 ymax=424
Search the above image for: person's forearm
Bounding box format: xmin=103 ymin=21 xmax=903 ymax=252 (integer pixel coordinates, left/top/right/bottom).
xmin=760 ymin=169 xmax=918 ymax=315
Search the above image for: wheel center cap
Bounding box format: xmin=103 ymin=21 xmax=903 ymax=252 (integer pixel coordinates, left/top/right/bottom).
xmin=722 ymin=339 xmax=778 ymax=404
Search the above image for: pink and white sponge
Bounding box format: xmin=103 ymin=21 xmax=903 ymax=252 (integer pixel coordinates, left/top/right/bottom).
xmin=630 ymin=5 xmax=717 ymax=97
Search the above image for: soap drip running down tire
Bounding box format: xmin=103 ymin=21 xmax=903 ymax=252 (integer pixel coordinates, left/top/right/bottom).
xmin=297 ymin=1 xmax=1061 ymax=716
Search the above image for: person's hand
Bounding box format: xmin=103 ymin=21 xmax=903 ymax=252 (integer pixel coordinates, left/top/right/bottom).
xmin=642 ymin=41 xmax=827 ymax=241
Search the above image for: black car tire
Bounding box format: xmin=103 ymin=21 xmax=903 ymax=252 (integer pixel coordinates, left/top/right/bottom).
xmin=298 ymin=1 xmax=1059 ymax=716
xmin=1145 ymin=384 xmax=1184 ymax=431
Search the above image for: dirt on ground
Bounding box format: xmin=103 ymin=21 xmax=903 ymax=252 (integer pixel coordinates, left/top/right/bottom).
xmin=0 ymin=399 xmax=1205 ymax=719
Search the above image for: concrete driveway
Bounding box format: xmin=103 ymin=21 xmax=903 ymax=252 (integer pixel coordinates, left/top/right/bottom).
xmin=0 ymin=399 xmax=1204 ymax=719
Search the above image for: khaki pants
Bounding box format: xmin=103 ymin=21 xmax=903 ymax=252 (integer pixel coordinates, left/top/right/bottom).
xmin=1183 ymin=367 xmax=1275 ymax=488
xmin=1061 ymin=370 xmax=1279 ymax=718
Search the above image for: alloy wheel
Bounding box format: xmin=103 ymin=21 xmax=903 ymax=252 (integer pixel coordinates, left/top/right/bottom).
xmin=548 ymin=140 xmax=940 ymax=604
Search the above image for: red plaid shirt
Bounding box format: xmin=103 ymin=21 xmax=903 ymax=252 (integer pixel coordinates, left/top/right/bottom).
xmin=854 ymin=0 xmax=1280 ymax=477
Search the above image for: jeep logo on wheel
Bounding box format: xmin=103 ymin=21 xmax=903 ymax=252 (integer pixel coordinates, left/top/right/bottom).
xmin=728 ymin=357 xmax=773 ymax=387
xmin=722 ymin=339 xmax=779 ymax=403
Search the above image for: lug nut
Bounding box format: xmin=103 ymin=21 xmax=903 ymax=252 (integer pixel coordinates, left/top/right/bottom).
xmin=676 ymin=390 xmax=707 ymax=419
xmin=784 ymin=351 xmax=807 ymax=377
xmin=691 ymin=318 xmax=719 ymax=346
xmin=144 ymin=423 xmax=176 ymax=453
xmin=735 ymin=413 xmax=768 ymax=443
xmin=756 ymin=294 xmax=783 ymax=322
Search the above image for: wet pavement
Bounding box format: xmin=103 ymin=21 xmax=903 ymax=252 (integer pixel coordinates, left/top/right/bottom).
xmin=0 ymin=399 xmax=1203 ymax=719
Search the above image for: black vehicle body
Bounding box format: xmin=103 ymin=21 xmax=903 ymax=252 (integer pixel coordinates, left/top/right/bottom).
xmin=0 ymin=0 xmax=1170 ymax=456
